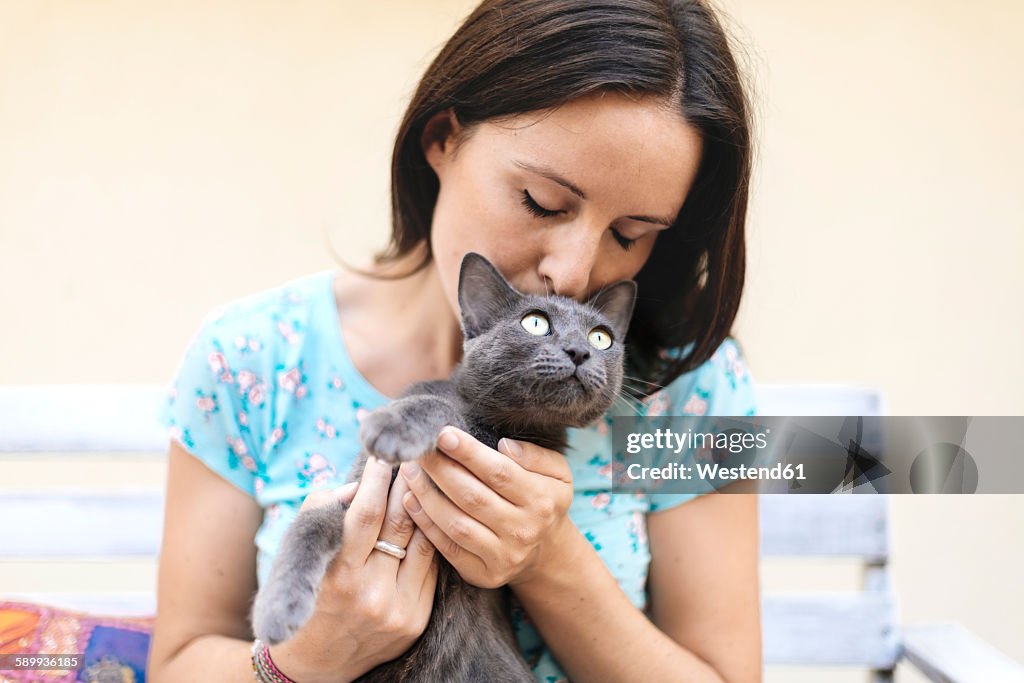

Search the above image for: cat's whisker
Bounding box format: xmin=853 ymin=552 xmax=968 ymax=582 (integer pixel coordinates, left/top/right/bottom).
xmin=609 ymin=390 xmax=644 ymax=417
xmin=621 ymin=374 xmax=666 ymax=391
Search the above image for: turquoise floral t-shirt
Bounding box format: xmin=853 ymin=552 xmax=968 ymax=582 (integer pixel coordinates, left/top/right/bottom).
xmin=161 ymin=268 xmax=758 ymax=683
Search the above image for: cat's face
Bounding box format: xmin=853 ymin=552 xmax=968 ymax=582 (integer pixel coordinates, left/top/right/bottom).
xmin=456 ymin=252 xmax=636 ymax=428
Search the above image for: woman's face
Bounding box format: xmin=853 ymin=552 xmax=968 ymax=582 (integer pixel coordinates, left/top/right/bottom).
xmin=422 ymin=90 xmax=703 ymax=316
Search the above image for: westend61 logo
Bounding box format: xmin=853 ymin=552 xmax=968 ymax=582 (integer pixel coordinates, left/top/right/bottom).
xmin=610 ymin=416 xmax=1022 ymax=495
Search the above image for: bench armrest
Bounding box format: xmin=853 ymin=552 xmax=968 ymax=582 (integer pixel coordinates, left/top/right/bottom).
xmin=902 ymin=622 xmax=1024 ymax=682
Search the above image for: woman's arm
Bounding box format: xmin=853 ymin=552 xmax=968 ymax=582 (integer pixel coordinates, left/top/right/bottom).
xmin=645 ymin=491 xmax=762 ymax=683
xmin=147 ymin=441 xmax=439 ymax=683
xmin=401 ymin=429 xmax=761 ymax=683
xmin=147 ymin=439 xmax=271 ymax=682
xmin=506 ymin=490 xmax=761 ymax=683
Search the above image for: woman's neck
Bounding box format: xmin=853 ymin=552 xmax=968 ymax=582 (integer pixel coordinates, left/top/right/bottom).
xmin=339 ymin=245 xmax=464 ymax=385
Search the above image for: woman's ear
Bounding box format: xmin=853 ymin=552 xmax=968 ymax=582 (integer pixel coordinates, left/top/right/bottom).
xmin=421 ymin=108 xmax=463 ymax=175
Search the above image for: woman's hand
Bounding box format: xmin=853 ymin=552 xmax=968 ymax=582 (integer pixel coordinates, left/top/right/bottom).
xmin=269 ymin=456 xmax=439 ymax=683
xmin=399 ymin=426 xmax=574 ymax=589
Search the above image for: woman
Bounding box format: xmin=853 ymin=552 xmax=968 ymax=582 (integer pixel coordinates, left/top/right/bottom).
xmin=147 ymin=1 xmax=762 ymax=681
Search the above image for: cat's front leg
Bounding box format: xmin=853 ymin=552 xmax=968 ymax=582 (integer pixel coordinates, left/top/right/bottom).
xmin=359 ymin=394 xmax=463 ymax=465
xmin=250 ymin=499 xmax=346 ymax=645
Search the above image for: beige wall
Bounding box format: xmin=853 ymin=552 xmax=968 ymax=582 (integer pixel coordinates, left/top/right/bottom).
xmin=1 ymin=2 xmax=1021 ymax=681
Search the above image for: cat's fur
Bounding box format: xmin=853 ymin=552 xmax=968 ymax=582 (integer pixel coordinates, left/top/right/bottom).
xmin=251 ymin=252 xmax=637 ymax=682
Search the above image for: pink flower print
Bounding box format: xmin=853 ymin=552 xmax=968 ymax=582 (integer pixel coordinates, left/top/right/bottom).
xmin=196 ymin=395 xmax=216 ymax=414
xmin=725 ymin=344 xmax=737 ymax=364
xmin=595 ymin=419 xmax=609 ymax=437
xmin=279 ymin=368 xmax=300 ymax=392
xmin=592 ymin=493 xmax=611 ymax=511
xmin=315 ymin=418 xmax=338 ymax=439
xmin=331 ymin=375 xmax=344 ymax=390
xmin=238 ymin=411 xmax=249 ymax=426
xmin=235 ymin=336 xmax=262 ymax=353
xmin=683 ymin=394 xmax=708 ymax=416
xmin=731 ymin=358 xmax=747 ymax=381
xmin=255 ymin=478 xmax=265 ymax=495
xmin=356 ymin=407 xmax=370 ymax=424
xmin=598 ymin=463 xmax=612 ymax=478
xmin=287 ymin=290 xmax=303 ymax=304
xmin=169 ymin=425 xmax=182 ymax=442
xmin=228 ymin=436 xmax=248 ymax=457
xmin=219 ymin=370 xmax=234 ymax=384
xmin=628 ymin=510 xmax=648 ymax=547
xmin=645 ymin=392 xmax=670 ymax=417
xmin=248 ymin=383 xmax=267 ymax=407
xmin=298 ymin=452 xmax=337 ymax=488
xmin=295 ymin=385 xmax=308 ymax=399
xmin=276 ymin=320 xmax=300 ymax=345
xmin=267 ymin=426 xmax=285 ymax=450
xmin=241 ymin=455 xmax=257 ymax=472
xmin=207 ymin=352 xmax=228 ymax=374
xmin=237 ymin=370 xmax=256 ymax=391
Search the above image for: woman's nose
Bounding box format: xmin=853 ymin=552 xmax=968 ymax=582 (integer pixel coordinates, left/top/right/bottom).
xmin=537 ymin=224 xmax=602 ymax=300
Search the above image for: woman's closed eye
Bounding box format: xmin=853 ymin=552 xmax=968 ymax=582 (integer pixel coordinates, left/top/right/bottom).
xmin=520 ymin=190 xmax=637 ymax=251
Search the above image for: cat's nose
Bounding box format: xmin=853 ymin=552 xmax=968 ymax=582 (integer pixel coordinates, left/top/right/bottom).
xmin=564 ymin=345 xmax=590 ymax=366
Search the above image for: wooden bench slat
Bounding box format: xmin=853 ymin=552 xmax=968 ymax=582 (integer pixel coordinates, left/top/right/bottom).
xmin=0 ymin=492 xmax=164 ymax=557
xmin=0 ymin=383 xmax=884 ymax=454
xmin=759 ymin=494 xmax=889 ymax=559
xmin=0 ymin=593 xmax=157 ymax=617
xmin=0 ymin=491 xmax=890 ymax=559
xmin=0 ymin=385 xmax=169 ymax=453
xmin=762 ymin=592 xmax=900 ymax=668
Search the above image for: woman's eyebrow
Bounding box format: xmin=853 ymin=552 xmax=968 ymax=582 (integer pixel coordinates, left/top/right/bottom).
xmin=513 ymin=159 xmax=677 ymax=226
xmin=514 ymin=159 xmax=588 ymax=199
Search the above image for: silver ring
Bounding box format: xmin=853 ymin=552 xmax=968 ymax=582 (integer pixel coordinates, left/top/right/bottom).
xmin=373 ymin=539 xmax=407 ymax=560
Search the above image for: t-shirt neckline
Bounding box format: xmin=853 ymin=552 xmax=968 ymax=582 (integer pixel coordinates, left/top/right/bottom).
xmin=320 ymin=268 xmax=392 ymax=408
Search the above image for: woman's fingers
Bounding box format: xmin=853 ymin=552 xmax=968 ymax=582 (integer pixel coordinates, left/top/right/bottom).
xmin=417 ymin=450 xmax=516 ymax=532
xmin=365 ymin=472 xmax=417 ymax=576
xmin=396 ymin=526 xmax=438 ymax=600
xmin=399 ymin=466 xmax=496 ymax=570
xmin=342 ymin=455 xmax=397 ymax=562
xmin=434 ymin=428 xmax=571 ymax=507
xmin=298 ymin=481 xmax=359 ymax=513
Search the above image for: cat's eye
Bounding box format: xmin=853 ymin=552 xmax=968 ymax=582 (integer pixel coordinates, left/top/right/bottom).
xmin=588 ymin=327 xmax=613 ymax=350
xmin=521 ymin=312 xmax=551 ymax=336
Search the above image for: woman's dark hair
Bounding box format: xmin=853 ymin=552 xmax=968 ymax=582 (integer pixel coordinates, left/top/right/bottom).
xmin=353 ymin=0 xmax=753 ymax=400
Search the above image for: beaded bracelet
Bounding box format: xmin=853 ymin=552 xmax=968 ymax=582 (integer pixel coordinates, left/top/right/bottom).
xmin=251 ymin=638 xmax=298 ymax=683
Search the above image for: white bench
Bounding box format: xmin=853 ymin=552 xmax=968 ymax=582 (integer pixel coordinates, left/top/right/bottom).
xmin=1 ymin=384 xmax=1022 ymax=682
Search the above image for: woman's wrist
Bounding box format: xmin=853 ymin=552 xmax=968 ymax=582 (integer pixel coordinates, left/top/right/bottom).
xmin=510 ymin=515 xmax=586 ymax=589
xmin=260 ymin=613 xmax=366 ymax=683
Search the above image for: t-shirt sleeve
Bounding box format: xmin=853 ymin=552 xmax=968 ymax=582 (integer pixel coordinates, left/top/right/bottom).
xmin=161 ymin=311 xmax=263 ymax=498
xmin=647 ymin=337 xmax=758 ymax=513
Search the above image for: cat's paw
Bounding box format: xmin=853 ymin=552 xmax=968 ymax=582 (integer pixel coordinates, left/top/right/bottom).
xmin=251 ymin=574 xmax=318 ymax=646
xmin=359 ymin=406 xmax=439 ymax=464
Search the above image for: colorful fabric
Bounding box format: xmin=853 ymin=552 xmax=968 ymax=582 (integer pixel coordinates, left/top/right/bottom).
xmin=0 ymin=601 xmax=152 ymax=683
xmin=161 ymin=268 xmax=758 ymax=682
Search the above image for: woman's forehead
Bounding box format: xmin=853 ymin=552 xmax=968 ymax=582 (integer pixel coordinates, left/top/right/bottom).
xmin=477 ymin=94 xmax=701 ymax=217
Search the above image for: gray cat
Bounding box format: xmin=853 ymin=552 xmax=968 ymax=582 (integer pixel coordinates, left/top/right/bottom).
xmin=251 ymin=252 xmax=637 ymax=682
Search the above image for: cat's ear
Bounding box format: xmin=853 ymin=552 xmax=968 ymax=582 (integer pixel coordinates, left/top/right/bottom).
xmin=457 ymin=252 xmax=521 ymax=339
xmin=588 ymin=280 xmax=638 ymax=338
